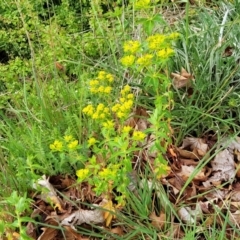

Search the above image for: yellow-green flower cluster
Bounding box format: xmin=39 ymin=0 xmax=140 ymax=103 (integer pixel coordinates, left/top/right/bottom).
xmin=98 ymin=164 xmax=120 ymax=180
xmin=120 ymin=32 xmax=179 ymax=68
xmin=76 ymin=168 xmax=90 ymax=181
xmin=67 ymin=140 xmax=78 ymax=149
xmin=87 ymin=137 xmax=97 ymax=146
xmin=50 ymin=140 xmax=63 ymax=151
xmin=168 ymin=32 xmax=180 ymax=40
xmin=123 ymin=40 xmax=141 ymax=54
xmin=135 ymin=0 xmax=150 ymax=9
xmin=82 ymin=103 xmax=110 ymax=120
xmin=136 ymin=54 xmax=153 ymax=66
xmin=49 ymin=135 xmax=78 ymax=152
xmin=120 ymin=55 xmax=135 ymax=67
xmin=146 ymin=33 xmax=179 ymax=59
xmin=89 ymin=71 xmax=114 ymax=94
xmin=112 ymin=85 xmax=134 ymax=119
xmin=102 ymin=120 xmax=115 ymax=129
xmin=154 ymin=162 xmax=171 ymax=179
xmin=157 ymin=47 xmax=175 ymax=59
xmin=147 ymin=34 xmax=167 ymax=50
xmin=64 ymin=135 xmax=73 ymax=142
xmin=122 ymin=126 xmax=132 ymax=134
xmin=132 ymin=130 xmax=146 ymax=141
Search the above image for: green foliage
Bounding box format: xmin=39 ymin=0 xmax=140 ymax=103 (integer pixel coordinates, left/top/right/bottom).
xmin=0 ymin=191 xmax=34 ymax=239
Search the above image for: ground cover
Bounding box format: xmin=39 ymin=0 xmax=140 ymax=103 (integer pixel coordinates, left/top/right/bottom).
xmin=1 ymin=0 xmax=240 ymax=239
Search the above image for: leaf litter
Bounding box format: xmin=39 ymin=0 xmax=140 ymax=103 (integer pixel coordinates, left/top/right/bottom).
xmin=17 ymin=111 xmax=240 ymax=239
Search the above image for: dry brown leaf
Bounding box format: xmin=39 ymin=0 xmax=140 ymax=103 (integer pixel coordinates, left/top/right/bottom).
xmin=63 ymin=226 xmax=85 ymax=240
xmin=61 ymin=199 xmax=107 ymax=229
xmin=203 ymin=149 xmax=235 ymax=188
xmin=37 ymin=221 xmax=58 ymax=240
xmin=149 ymin=211 xmax=166 ymax=230
xmin=185 ymin=183 xmax=197 ymax=199
xmin=26 ymin=208 xmax=45 ymax=239
xmin=60 ymin=175 xmax=75 ymax=188
xmin=171 ymin=68 xmax=194 ymax=88
xmin=177 ymin=148 xmax=200 ymax=159
xmin=34 ymin=175 xmax=64 ymax=212
xmin=177 ymin=165 xmax=206 ymax=181
xmin=178 ymin=203 xmax=202 ymax=224
xmin=61 ymin=208 xmax=104 ymax=228
xmin=55 ymin=62 xmax=65 ymax=71
xmin=199 ymin=201 xmax=211 ymax=214
xmin=230 ymin=202 xmax=240 ymax=209
xmin=205 ymin=189 xmax=228 ymax=201
xmin=167 ymin=177 xmax=184 ymax=193
xmin=181 ymin=159 xmax=200 ymax=166
xmin=229 ymin=210 xmax=240 ymax=226
xmin=135 ymin=118 xmax=148 ymax=131
xmin=124 ymin=107 xmax=149 ymax=130
xmin=110 ymin=226 xmax=124 ymax=236
xmin=26 ymin=222 xmax=36 ymax=239
xmin=165 ymin=223 xmax=185 ymax=239
xmin=218 ymin=136 xmax=240 ymax=151
xmin=234 ymin=149 xmax=240 ymax=162
xmin=231 ymin=188 xmax=240 ymax=202
xmin=180 ymin=137 xmax=208 ymax=157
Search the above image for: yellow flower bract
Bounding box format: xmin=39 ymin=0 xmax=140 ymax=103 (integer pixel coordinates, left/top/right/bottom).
xmin=68 ymin=140 xmax=78 ymax=149
xmin=88 ymin=71 xmax=114 ymax=95
xmin=88 ymin=137 xmax=97 ymax=146
xmin=147 ymin=34 xmax=166 ymax=50
xmin=76 ymin=169 xmax=90 ymax=180
xmin=123 ymin=40 xmax=141 ymax=54
xmin=82 ymin=105 xmax=94 ymax=116
xmin=98 ymin=166 xmax=118 ymax=179
xmin=168 ymin=32 xmax=180 ymax=40
xmin=157 ymin=47 xmax=174 ymax=59
xmin=122 ymin=126 xmax=132 ymax=133
xmin=102 ymin=120 xmax=115 ymax=129
xmin=136 ymin=54 xmax=153 ymax=66
xmin=120 ymin=55 xmax=135 ymax=67
xmin=135 ymin=0 xmax=150 ymax=9
xmin=132 ymin=131 xmax=146 ymax=141
xmin=64 ymin=135 xmax=73 ymax=142
xmin=49 ymin=140 xmax=63 ymax=151
xmin=121 ymin=85 xmax=131 ymax=95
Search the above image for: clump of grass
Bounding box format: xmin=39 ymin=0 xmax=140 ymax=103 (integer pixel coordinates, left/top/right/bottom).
xmin=171 ymin=1 xmax=240 ymax=144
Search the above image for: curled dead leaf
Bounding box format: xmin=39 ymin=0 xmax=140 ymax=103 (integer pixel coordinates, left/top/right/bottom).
xmin=149 ymin=211 xmax=166 ymax=230
xmin=177 ymin=148 xmax=200 ymax=160
xmin=61 ymin=199 xmax=108 ymax=229
xmin=180 ymin=137 xmax=208 ymax=157
xmin=55 ymin=61 xmax=65 ymax=71
xmin=61 ymin=208 xmax=104 ymax=228
xmin=110 ymin=226 xmax=124 ymax=236
xmin=229 ymin=210 xmax=240 ymax=226
xmin=63 ymin=226 xmax=85 ymax=240
xmin=37 ymin=219 xmax=59 ymax=240
xmin=203 ymin=149 xmax=235 ymax=188
xmin=171 ymin=68 xmax=194 ymax=89
xmin=33 ymin=175 xmax=64 ymax=212
xmin=178 ymin=165 xmax=206 ymax=181
xmin=178 ymin=203 xmax=202 ymax=224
